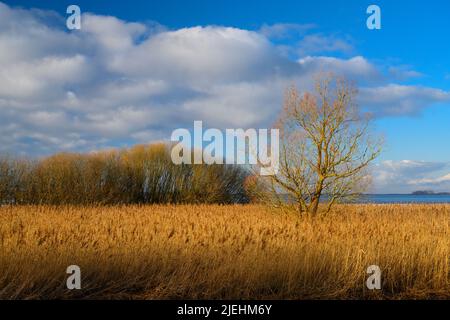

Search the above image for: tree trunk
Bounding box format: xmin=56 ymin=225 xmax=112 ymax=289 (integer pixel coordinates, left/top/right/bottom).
xmin=308 ymin=178 xmax=324 ymax=215
xmin=309 ymin=196 xmax=320 ymax=215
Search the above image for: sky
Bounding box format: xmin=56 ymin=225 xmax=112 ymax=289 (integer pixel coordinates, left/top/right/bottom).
xmin=1 ymin=0 xmax=450 ymax=193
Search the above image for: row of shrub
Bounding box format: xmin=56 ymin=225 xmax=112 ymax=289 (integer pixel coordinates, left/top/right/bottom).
xmin=0 ymin=144 xmax=252 ymax=205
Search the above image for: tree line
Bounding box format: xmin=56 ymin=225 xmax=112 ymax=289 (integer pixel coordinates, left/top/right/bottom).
xmin=0 ymin=143 xmax=251 ymax=205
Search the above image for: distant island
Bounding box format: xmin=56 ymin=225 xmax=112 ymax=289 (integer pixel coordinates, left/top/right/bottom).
xmin=411 ymin=190 xmax=450 ymax=195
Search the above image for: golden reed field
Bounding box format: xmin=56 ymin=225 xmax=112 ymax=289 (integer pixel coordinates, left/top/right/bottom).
xmin=0 ymin=204 xmax=448 ymax=299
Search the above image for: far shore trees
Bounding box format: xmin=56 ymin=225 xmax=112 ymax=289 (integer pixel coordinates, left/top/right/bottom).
xmin=261 ymin=74 xmax=382 ymax=215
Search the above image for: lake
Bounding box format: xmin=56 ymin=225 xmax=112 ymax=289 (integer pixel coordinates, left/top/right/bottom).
xmin=358 ymin=194 xmax=450 ymax=204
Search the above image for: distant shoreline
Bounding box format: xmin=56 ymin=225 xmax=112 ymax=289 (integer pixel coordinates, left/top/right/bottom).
xmin=356 ymin=194 xmax=450 ymax=204
xmin=363 ymin=193 xmax=450 ymax=196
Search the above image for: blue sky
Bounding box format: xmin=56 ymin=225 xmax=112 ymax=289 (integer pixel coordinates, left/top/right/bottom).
xmin=2 ymin=0 xmax=450 ymax=192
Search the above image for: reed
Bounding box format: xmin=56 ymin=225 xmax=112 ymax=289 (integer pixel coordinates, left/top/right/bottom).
xmin=0 ymin=204 xmax=448 ymax=299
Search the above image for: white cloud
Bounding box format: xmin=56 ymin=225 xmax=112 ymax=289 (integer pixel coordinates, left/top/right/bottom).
xmin=0 ymin=2 xmax=449 ymax=157
xmin=82 ymin=14 xmax=148 ymax=52
xmin=259 ymin=23 xmax=316 ymax=40
xmin=409 ymin=173 xmax=450 ymax=185
xmin=297 ymin=34 xmax=354 ymax=56
xmin=298 ymin=56 xmax=380 ymax=80
xmin=388 ymin=66 xmax=423 ymax=81
xmin=110 ymin=26 xmax=299 ymax=87
xmin=371 ymin=160 xmax=450 ymax=193
xmin=359 ymin=85 xmax=450 ymax=116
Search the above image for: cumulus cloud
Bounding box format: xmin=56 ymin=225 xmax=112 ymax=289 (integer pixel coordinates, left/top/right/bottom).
xmin=359 ymin=85 xmax=450 ymax=116
xmin=371 ymin=160 xmax=450 ymax=193
xmin=409 ymin=173 xmax=450 ymax=186
xmin=298 ymin=56 xmax=381 ymax=81
xmin=0 ymin=2 xmax=449 ymax=156
xmin=297 ymin=34 xmax=354 ymax=56
xmin=259 ymin=23 xmax=316 ymax=40
xmin=388 ymin=66 xmax=423 ymax=81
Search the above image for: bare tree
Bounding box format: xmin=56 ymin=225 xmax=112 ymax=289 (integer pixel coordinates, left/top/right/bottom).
xmin=265 ymin=74 xmax=381 ymax=215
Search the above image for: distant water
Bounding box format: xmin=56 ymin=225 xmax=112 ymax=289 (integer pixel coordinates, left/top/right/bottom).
xmin=358 ymin=194 xmax=450 ymax=204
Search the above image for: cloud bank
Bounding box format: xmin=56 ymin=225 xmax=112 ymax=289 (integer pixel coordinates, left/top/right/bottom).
xmin=371 ymin=160 xmax=450 ymax=194
xmin=0 ymin=2 xmax=449 ymax=160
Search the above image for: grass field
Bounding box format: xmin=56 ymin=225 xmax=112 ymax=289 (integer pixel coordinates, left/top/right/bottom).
xmin=0 ymin=204 xmax=448 ymax=299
